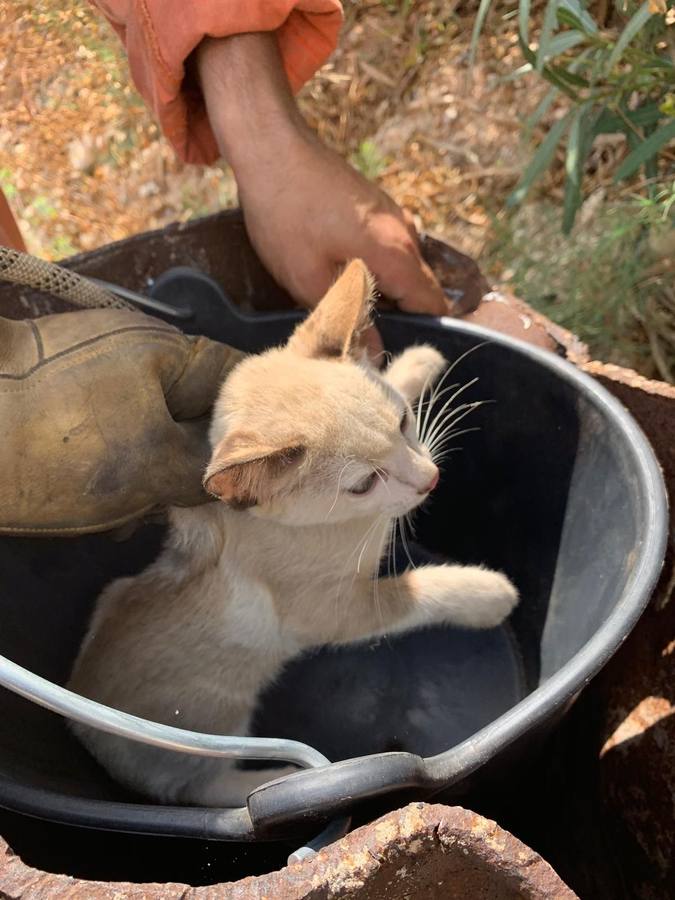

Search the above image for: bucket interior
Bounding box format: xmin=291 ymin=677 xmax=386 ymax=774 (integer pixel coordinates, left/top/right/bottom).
xmin=0 ymin=313 xmax=649 ymax=885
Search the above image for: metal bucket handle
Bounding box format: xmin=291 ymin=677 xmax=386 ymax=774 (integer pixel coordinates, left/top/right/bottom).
xmin=0 ymin=653 xmax=350 ymax=861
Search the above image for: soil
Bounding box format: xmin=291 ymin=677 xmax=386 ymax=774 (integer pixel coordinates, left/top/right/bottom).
xmin=0 ymin=1 xmax=548 ymax=261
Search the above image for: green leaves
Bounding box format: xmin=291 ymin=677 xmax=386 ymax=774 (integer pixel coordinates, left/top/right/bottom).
xmin=556 ymin=0 xmax=598 ymax=35
xmin=518 ymin=0 xmax=532 ymax=42
xmin=562 ymin=103 xmax=595 ymax=232
xmin=542 ymin=31 xmax=586 ymax=60
xmin=537 ymin=0 xmax=562 ymax=71
xmin=509 ymin=102 xmax=600 ymax=231
xmin=527 ymin=86 xmax=560 ymax=132
xmin=469 ymin=0 xmax=673 ymax=231
xmin=606 ymin=2 xmax=655 ymax=72
xmin=351 ymin=140 xmax=387 ymax=180
xmin=518 ymin=35 xmax=579 ymax=98
xmin=469 ymin=0 xmax=498 ymax=67
xmin=594 ymin=102 xmax=663 ymax=134
xmin=509 ymin=112 xmax=573 ymax=207
xmin=614 ymin=119 xmax=675 ymax=181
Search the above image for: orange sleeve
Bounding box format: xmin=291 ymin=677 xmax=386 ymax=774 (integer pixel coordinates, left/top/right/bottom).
xmin=0 ymin=189 xmax=26 ymax=252
xmin=92 ymin=1 xmax=343 ymax=165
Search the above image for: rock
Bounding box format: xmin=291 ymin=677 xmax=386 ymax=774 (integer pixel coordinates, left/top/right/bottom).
xmin=0 ymin=804 xmax=577 ymax=899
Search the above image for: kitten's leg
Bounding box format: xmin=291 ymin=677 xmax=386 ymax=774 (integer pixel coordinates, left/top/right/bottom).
xmin=384 ymin=345 xmax=446 ymax=404
xmin=325 ymin=565 xmax=518 ymax=645
xmin=185 ymin=762 xmax=301 ymax=807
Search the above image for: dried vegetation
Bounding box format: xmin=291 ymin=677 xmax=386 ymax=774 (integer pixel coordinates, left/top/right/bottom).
xmin=0 ymin=1 xmax=672 ymax=379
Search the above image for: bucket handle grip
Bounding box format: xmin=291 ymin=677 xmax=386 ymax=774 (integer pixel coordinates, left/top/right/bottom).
xmin=247 ymin=752 xmax=431 ymax=835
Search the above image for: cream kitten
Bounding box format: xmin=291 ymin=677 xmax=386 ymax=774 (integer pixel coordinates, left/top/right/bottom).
xmin=68 ymin=260 xmax=518 ymax=807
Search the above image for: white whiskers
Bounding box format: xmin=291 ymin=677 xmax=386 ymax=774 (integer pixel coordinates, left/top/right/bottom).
xmin=397 ymin=514 xmax=417 ymax=571
xmin=324 ymin=457 xmax=358 ymax=520
xmin=415 ymin=343 xmax=492 ymax=472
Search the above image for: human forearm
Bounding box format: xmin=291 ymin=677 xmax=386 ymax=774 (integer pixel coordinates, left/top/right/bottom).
xmin=196 ymin=33 xmax=313 ymax=180
xmin=93 ymin=1 xmax=342 ymax=164
xmin=195 ymin=31 xmax=450 ymax=320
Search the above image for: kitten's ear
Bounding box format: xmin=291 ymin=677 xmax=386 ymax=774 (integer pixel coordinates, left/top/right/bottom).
xmin=287 ymin=259 xmax=375 ymax=360
xmin=204 ymin=433 xmax=305 ymax=509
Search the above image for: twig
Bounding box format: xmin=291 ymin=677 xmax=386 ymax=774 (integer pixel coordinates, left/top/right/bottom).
xmin=457 ymin=166 xmax=522 ymax=181
xmin=358 ymin=59 xmax=396 ymax=88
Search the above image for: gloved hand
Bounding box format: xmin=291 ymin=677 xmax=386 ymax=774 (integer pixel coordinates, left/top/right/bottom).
xmin=0 ymin=308 xmax=243 ymax=535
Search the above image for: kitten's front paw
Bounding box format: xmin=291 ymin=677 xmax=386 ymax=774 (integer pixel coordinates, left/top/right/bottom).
xmin=385 ymin=345 xmax=446 ymax=404
xmin=402 ymin=344 xmax=446 ymax=381
xmin=464 ymin=569 xmax=519 ymax=629
xmin=415 ymin=564 xmax=519 ymax=630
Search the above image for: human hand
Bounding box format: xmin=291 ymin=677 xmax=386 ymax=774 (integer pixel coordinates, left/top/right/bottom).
xmin=234 ymin=131 xmax=448 ymax=316
xmin=196 ymin=34 xmax=477 ymax=358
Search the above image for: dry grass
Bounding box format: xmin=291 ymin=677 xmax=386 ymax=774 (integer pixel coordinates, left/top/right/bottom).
xmin=0 ymin=0 xmax=671 ymax=380
xmin=0 ymin=1 xmax=234 ymax=257
xmin=0 ymin=0 xmax=544 ymax=260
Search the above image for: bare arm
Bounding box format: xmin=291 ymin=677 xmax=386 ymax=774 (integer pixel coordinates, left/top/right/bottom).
xmin=196 ymin=33 xmax=450 ymax=317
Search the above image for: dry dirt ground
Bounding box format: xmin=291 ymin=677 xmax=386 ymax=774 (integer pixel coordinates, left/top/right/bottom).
xmin=1 ymin=1 xmax=672 ymax=381
xmin=0 ymin=1 xmax=546 ymax=261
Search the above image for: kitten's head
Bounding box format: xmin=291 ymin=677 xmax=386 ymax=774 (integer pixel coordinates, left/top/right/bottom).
xmin=204 ymin=260 xmax=443 ymax=526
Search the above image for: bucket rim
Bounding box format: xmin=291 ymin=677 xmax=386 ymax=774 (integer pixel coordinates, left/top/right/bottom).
xmin=397 ymin=313 xmax=668 ymax=785
xmin=0 ymin=309 xmax=668 ymax=837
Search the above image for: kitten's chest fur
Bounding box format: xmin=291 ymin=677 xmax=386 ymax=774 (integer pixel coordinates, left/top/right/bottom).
xmin=187 ymin=504 xmax=391 ymax=648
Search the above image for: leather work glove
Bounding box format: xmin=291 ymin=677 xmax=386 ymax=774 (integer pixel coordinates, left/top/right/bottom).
xmin=0 ymin=308 xmax=243 ymax=536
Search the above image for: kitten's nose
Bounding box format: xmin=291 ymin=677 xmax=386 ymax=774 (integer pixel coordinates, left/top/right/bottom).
xmin=419 ymin=468 xmax=440 ymax=495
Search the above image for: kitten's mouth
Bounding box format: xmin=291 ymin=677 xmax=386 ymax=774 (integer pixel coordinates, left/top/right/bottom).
xmin=405 ymin=490 xmax=434 ymax=516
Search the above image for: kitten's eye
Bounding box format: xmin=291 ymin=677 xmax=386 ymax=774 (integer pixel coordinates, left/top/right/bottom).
xmin=348 ymin=471 xmax=378 ymax=496
xmin=400 ymin=409 xmax=408 ymax=433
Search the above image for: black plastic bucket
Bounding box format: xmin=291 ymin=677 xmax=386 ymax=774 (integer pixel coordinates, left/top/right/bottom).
xmin=0 ymin=273 xmax=667 ymax=880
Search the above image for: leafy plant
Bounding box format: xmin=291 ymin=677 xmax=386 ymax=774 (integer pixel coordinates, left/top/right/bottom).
xmin=351 ymin=140 xmax=389 ymax=179
xmin=486 ymin=193 xmax=674 ymax=378
xmin=472 ymin=0 xmax=675 ymax=231
xmin=0 ymin=168 xmax=16 ymax=200
xmin=50 ymin=235 xmax=78 ymax=258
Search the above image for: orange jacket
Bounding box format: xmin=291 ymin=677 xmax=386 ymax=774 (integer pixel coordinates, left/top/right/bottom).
xmin=1 ymin=0 xmax=343 ymax=251
xmin=0 ymin=191 xmax=26 ymax=252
